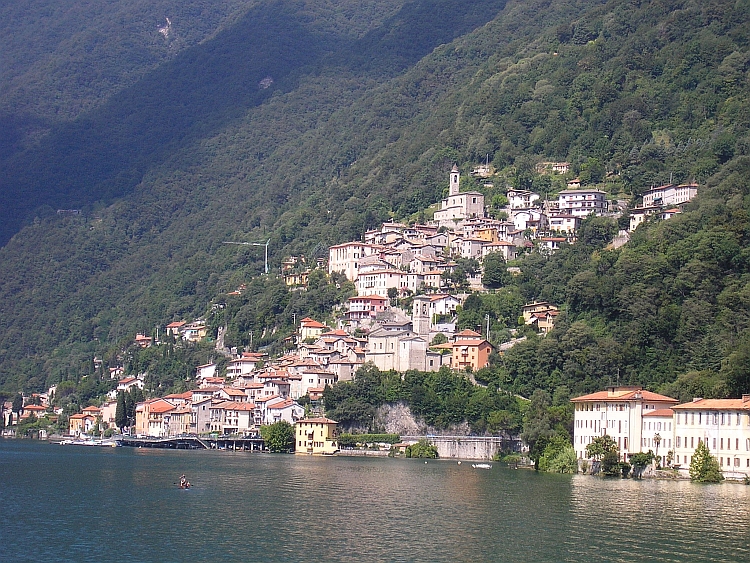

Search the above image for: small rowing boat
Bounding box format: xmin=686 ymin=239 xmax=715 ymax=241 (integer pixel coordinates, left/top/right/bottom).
xmin=472 ymin=463 xmax=492 ymax=469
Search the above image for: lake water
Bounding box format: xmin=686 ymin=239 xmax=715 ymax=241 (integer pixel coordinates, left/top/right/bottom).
xmin=2 ymin=440 xmax=749 ymax=562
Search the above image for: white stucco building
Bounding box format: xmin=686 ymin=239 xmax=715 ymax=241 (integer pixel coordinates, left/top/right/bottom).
xmin=642 ymin=183 xmax=698 ymax=207
xmin=572 ymin=386 xmax=679 ymax=461
xmin=328 ymin=242 xmax=383 ymax=281
xmin=558 ymin=189 xmax=607 ymax=218
xmin=672 ymin=396 xmax=750 ymax=479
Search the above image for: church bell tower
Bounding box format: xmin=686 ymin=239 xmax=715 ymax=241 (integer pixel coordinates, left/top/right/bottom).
xmin=412 ymin=295 xmax=431 ymax=337
xmin=449 ymin=165 xmax=460 ymax=196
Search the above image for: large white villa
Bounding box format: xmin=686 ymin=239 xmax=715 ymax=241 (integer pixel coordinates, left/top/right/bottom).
xmin=572 ymin=387 xmax=750 ymax=479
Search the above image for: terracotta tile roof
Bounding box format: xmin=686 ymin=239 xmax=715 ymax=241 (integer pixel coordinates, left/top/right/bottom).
xmin=221 ymin=388 xmax=247 ymax=396
xmin=268 ymin=399 xmax=296 ymax=410
xmin=241 ymin=352 xmax=265 ymax=359
xmin=149 ymin=401 xmax=176 ymax=414
xmin=215 ymin=401 xmax=255 ymax=411
xmin=164 ymin=392 xmax=193 ymax=399
xmin=321 ymin=329 xmax=350 ymax=337
xmin=453 ymin=339 xmax=491 ymax=347
xmin=300 ymin=318 xmax=327 ymax=328
xmin=673 ymin=398 xmax=750 ymax=410
xmin=297 ymin=417 xmax=338 ymax=424
xmin=571 ymin=389 xmax=678 ymax=403
xmin=455 ymin=329 xmax=482 ymax=337
xmin=643 ymin=408 xmax=674 ymax=417
xmin=255 ymin=394 xmax=281 ymax=403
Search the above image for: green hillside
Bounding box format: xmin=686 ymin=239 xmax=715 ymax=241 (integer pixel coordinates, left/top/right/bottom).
xmin=1 ymin=0 xmax=749 ymax=402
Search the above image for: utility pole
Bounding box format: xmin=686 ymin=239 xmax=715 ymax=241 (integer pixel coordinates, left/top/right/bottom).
xmin=223 ymin=239 xmax=270 ymax=274
xmin=486 ymin=313 xmax=490 ymax=341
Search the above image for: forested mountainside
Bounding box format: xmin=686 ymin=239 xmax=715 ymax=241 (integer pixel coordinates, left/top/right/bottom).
xmin=1 ymin=0 xmax=749 ymax=402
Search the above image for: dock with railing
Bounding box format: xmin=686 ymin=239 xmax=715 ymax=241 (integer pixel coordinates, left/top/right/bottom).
xmin=120 ymin=435 xmax=265 ymax=451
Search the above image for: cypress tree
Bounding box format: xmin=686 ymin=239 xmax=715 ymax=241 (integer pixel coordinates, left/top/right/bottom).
xmin=115 ymin=392 xmax=127 ymax=431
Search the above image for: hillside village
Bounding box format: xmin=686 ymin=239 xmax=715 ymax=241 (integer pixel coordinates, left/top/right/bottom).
xmin=2 ymin=164 xmax=707 ymax=464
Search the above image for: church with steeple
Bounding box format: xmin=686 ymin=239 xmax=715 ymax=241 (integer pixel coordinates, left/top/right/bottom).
xmin=432 ymin=165 xmax=485 ymax=227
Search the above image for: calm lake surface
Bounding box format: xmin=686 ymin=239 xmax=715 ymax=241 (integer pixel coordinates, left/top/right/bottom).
xmin=2 ymin=440 xmax=749 ymax=562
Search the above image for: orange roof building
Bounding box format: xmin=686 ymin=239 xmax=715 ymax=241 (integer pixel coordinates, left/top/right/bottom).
xmin=671 ymin=395 xmax=750 ymax=477
xmin=572 ymin=386 xmax=678 ymax=462
xmin=295 ymin=417 xmax=339 ymax=455
xmin=451 ymin=339 xmax=492 ymax=371
xmin=299 ymin=317 xmax=328 ymax=343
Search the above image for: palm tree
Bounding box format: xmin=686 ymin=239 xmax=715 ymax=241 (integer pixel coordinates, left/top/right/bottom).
xmin=653 ymin=433 xmax=662 ymax=468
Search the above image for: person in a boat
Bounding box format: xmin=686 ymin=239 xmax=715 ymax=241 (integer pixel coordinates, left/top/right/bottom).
xmin=179 ymin=474 xmax=186 ymax=486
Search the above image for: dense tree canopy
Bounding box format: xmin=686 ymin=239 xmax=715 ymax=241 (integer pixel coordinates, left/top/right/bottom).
xmin=0 ymin=0 xmax=750 ymax=414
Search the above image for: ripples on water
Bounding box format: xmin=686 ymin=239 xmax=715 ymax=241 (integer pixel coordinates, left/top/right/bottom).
xmin=2 ymin=441 xmax=749 ymax=562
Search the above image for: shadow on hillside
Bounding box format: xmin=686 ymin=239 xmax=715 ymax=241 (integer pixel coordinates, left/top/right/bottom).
xmin=0 ymin=0 xmax=506 ymax=246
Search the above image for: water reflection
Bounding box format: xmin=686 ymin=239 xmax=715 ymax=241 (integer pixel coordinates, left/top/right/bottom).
xmin=567 ymin=475 xmax=750 ymax=562
xmin=2 ymin=441 xmax=750 ymax=562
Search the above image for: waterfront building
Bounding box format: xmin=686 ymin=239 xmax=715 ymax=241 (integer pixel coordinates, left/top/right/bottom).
xmin=214 ymin=401 xmax=256 ymax=434
xmin=134 ymin=398 xmax=176 ymax=437
xmin=98 ymin=400 xmax=118 ymax=430
xmin=295 ymin=417 xmax=339 ymax=455
xmin=641 ymin=408 xmax=674 ymax=459
xmin=672 ymin=396 xmax=750 ymax=479
xmin=146 ymin=399 xmax=176 ymax=437
xmin=572 ymin=386 xmax=679 ymax=461
xmin=168 ymin=405 xmax=193 ymax=436
xmin=191 ymin=397 xmax=213 ymax=435
xmin=69 ymin=413 xmax=96 ymax=436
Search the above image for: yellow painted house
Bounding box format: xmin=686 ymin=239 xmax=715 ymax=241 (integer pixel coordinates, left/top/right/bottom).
xmin=295 ymin=417 xmax=339 ymax=455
